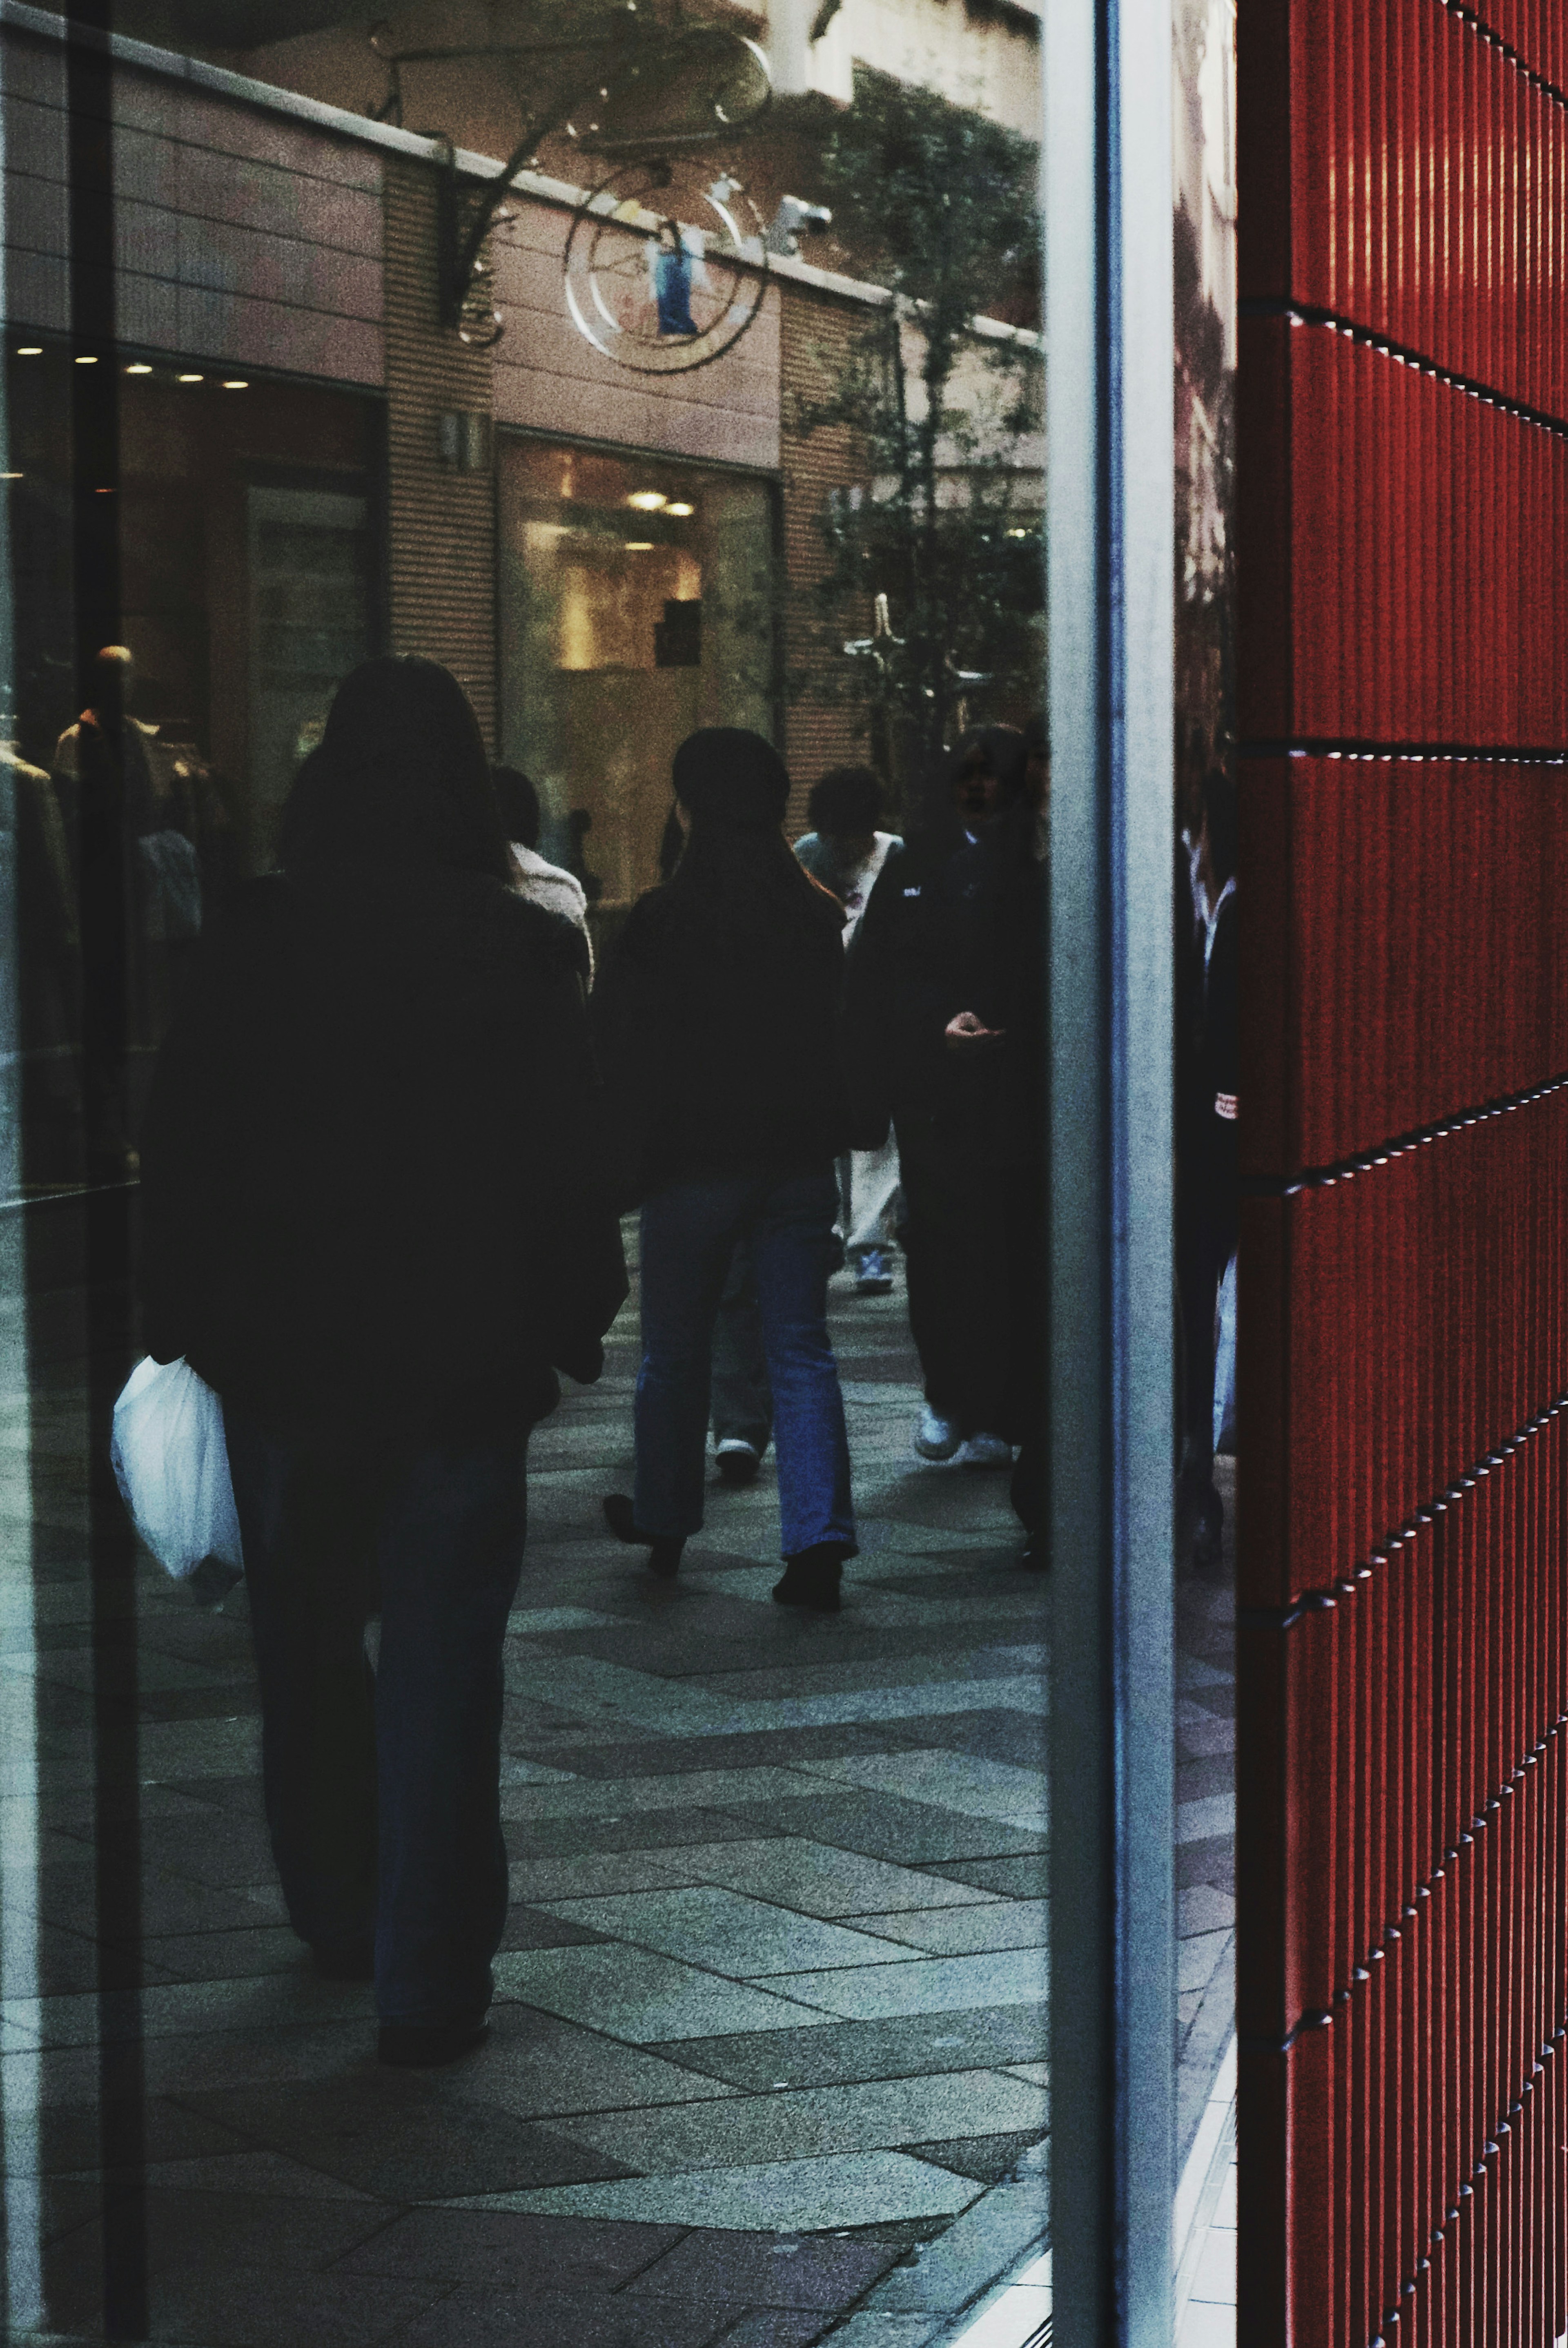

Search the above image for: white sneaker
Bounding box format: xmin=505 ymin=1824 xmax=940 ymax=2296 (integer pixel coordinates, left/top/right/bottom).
xmin=958 ymin=1433 xmax=1013 ymax=1469
xmin=914 ymin=1406 xmax=962 ymax=1463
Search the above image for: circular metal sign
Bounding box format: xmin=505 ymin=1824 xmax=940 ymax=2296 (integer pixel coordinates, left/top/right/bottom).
xmin=564 ymin=158 xmax=768 ymax=374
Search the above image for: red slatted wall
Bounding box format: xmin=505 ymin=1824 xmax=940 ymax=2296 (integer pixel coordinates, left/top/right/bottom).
xmin=1236 ymin=2 xmax=1568 ymax=2336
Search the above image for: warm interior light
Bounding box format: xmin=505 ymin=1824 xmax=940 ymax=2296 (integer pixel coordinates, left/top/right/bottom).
xmin=16 ymin=347 xmax=41 ymax=358
xmin=665 ymin=501 xmax=695 ymax=517
xmin=0 ymin=472 xmax=21 ymax=480
xmin=125 ymin=363 xmax=153 ymax=375
xmin=178 ymin=373 xmax=203 ymax=384
xmin=624 ymin=540 xmax=655 ymax=551
xmin=74 ymin=355 xmax=98 ymax=365
xmin=626 ymin=491 xmax=668 ymax=511
xmin=221 ymin=379 xmax=249 ymax=390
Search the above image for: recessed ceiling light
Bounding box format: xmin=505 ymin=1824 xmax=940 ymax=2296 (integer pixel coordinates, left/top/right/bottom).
xmin=626 ymin=491 xmax=667 ymax=511
xmin=221 ymin=379 xmax=249 ymax=390
xmin=178 ymin=372 xmax=203 ymax=384
xmin=74 ymin=354 xmax=98 ymax=365
xmin=0 ymin=472 xmax=21 ymax=480
xmin=665 ymin=501 xmax=695 ymax=517
xmin=624 ymin=540 xmax=655 ymax=551
xmin=16 ymin=347 xmax=41 ymax=358
xmin=125 ymin=363 xmax=152 ymax=375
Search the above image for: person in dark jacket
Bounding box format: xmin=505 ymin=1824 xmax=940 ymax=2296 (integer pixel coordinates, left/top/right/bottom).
xmin=138 ymin=656 xmax=625 ymax=2069
xmin=846 ymin=726 xmax=1044 ymax=1493
xmin=593 ymin=727 xmax=860 ymax=1612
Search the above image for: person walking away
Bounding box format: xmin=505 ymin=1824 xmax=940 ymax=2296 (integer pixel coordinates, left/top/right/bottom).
xmin=593 ymin=727 xmax=861 ymax=1613
xmin=138 ymin=656 xmax=626 ymax=2067
xmin=845 ymin=726 xmax=1036 ymax=1474
xmin=492 ymin=764 xmax=594 ymax=983
xmin=795 ymin=766 xmax=904 ymax=1296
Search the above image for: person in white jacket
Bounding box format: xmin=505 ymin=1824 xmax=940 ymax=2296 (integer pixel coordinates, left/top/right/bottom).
xmin=492 ymin=766 xmax=594 ymax=985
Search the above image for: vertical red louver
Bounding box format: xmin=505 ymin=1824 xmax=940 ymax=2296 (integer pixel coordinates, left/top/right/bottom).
xmin=1236 ymin=2 xmax=1568 ymax=2338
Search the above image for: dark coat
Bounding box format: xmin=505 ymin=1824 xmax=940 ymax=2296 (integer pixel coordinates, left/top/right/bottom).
xmin=138 ymin=867 xmax=626 ymax=1442
xmin=591 ymin=855 xmax=857 ymax=1203
xmin=844 ymin=810 xmax=1045 ymax=1160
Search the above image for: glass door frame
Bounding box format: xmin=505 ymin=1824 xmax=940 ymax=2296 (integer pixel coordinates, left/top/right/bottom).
xmin=1045 ymin=0 xmax=1178 ymax=2338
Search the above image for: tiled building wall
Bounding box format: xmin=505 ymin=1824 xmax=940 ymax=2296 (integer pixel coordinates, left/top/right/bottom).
xmin=779 ymin=279 xmax=877 ymax=834
xmin=381 ymin=155 xmax=495 ymax=748
xmin=0 ymin=28 xmax=384 ymax=382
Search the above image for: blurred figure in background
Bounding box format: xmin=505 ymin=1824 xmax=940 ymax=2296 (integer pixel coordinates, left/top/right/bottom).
xmin=595 ymin=727 xmax=861 ymax=1614
xmin=795 ymin=766 xmax=904 ymax=1296
xmin=847 ymin=726 xmax=1042 ymax=1497
xmin=492 ymin=764 xmax=593 ymax=983
xmin=1176 ymin=763 xmax=1238 ymax=1574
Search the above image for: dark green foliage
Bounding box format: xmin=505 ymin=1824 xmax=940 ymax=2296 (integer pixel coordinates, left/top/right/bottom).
xmin=793 ymin=71 xmax=1045 ymax=790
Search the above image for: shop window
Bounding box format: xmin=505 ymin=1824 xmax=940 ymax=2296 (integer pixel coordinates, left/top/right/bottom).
xmin=497 ymin=438 xmax=775 ymax=912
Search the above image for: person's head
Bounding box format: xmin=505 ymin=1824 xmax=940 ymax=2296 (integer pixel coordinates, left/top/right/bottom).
xmin=1201 ymin=765 xmax=1237 ymax=892
xmin=491 ymin=764 xmax=541 ymax=851
xmin=280 ymin=655 xmax=510 ymax=884
xmin=807 ymin=765 xmax=883 ymax=851
xmin=672 ymin=727 xmax=790 ymax=832
xmin=945 ymin=725 xmax=1028 ymax=828
xmin=89 ymin=645 xmax=136 ymax=734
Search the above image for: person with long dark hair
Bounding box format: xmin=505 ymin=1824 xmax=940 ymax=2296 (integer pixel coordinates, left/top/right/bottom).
xmin=138 ymin=656 xmax=626 ymax=2067
xmin=593 ymin=727 xmax=860 ymax=1613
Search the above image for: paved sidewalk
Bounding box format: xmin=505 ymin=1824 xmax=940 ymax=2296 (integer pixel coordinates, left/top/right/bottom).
xmin=2 ymin=1235 xmax=1054 ymax=2346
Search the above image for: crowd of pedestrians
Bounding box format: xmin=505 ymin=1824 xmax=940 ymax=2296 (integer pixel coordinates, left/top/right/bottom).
xmin=135 ymin=653 xmax=1051 ymax=2069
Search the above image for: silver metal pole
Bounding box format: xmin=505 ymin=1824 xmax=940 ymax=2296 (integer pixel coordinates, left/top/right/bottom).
xmin=1046 ymin=0 xmax=1175 ymax=2334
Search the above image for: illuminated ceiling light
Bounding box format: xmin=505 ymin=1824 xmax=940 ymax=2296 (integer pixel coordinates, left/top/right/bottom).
xmin=178 ymin=372 xmax=203 ymax=384
xmin=74 ymin=354 xmax=99 ymax=365
xmin=624 ymin=540 xmax=655 ymax=551
xmin=16 ymin=347 xmax=41 ymax=358
xmin=221 ymin=379 xmax=249 ymax=390
xmin=626 ymin=491 xmax=668 ymax=511
xmin=0 ymin=472 xmax=21 ymax=480
xmin=665 ymin=501 xmax=695 ymax=517
xmin=125 ymin=362 xmax=153 ymax=375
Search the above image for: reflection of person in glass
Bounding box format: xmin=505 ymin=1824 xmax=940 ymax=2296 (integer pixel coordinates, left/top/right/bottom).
xmin=1176 ymin=765 xmax=1238 ymax=1575
xmin=594 ymin=728 xmax=860 ymax=1613
xmin=51 ymin=646 xmax=204 ymax=1171
xmin=846 ymin=727 xmax=1046 ymax=1547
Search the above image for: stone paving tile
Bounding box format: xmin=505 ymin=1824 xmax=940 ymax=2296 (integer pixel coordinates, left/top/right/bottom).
xmin=448 ymin=2150 xmax=984 ymax=2232
xmin=627 ymin=1838 xmax=1001 ymax=1922
xmin=795 ymin=1754 xmax=1047 ymax=1835
xmin=139 ymin=1928 xmax=312 ymax=1984
xmin=178 ymin=2070 xmax=638 ymax=2199
xmin=492 ymin=1944 xmax=840 ymax=2043
xmin=622 ymin=2226 xmax=900 ymax=2309
xmin=755 ymin=1952 xmax=1047 ymax=2023
xmin=416 ymin=2010 xmax=742 ymax=2122
xmin=901 ymin=2131 xmax=1039 ymax=2186
xmin=46 ymin=2185 xmax=396 ymax=2276
xmin=505 ymin=1809 xmax=770 ymax=1861
xmin=329 ymin=2205 xmax=684 ymax=2288
xmin=535 ymin=1888 xmax=914 ymax=1978
xmin=648 ymin=2007 xmax=1047 ymax=2094
xmin=837 ymin=1902 xmax=1047 ymax=1956
xmin=552 ymin=2069 xmax=1048 ymax=2176
xmin=715 ymin=1794 xmax=1045 ymax=1868
xmin=376 ymin=2283 xmax=724 ymax=2348
xmin=41 ymin=2261 xmax=452 ymax=2348
xmin=516 ymin=1726 xmax=916 ymax=1780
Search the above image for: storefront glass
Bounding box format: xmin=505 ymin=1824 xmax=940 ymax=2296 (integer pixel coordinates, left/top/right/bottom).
xmin=497 ymin=437 xmax=775 ymax=914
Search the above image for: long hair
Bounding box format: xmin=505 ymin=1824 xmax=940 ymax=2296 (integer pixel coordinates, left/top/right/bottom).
xmin=663 ymin=728 xmax=840 ymax=939
xmin=280 ymin=656 xmax=512 ymax=885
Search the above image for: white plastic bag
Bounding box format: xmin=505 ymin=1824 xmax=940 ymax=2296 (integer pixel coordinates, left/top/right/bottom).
xmin=110 ymin=1356 xmax=243 ymax=1579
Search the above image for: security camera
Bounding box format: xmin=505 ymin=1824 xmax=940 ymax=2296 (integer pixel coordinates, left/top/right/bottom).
xmin=766 ymin=196 xmax=834 ymax=256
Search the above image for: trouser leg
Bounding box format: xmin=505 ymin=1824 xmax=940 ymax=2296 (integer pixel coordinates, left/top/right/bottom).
xmin=224 ymin=1415 xmax=379 ymax=1951
xmin=710 ymin=1238 xmax=773 ymax=1456
xmin=844 ymin=1134 xmax=902 ymax=1258
xmin=373 ymin=1438 xmax=527 ymax=2028
xmin=895 ymin=1114 xmax=1011 ymax=1434
xmin=634 ymin=1182 xmax=742 ymax=1540
xmin=752 ymin=1172 xmax=857 ymax=1559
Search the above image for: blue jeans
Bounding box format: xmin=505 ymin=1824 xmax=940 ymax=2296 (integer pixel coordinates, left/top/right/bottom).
xmin=635 ymin=1170 xmax=856 ymax=1557
xmin=225 ymin=1415 xmax=526 ymax=2029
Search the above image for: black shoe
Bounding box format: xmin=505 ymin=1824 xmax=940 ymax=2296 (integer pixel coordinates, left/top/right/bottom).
xmin=311 ymin=1934 xmax=375 ymax=1982
xmin=378 ymin=2018 xmax=489 ymax=2068
xmin=772 ymin=1543 xmax=849 ymax=1613
xmin=715 ymin=1441 xmax=761 ymax=1487
xmin=602 ymin=1494 xmax=684 ymax=1578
